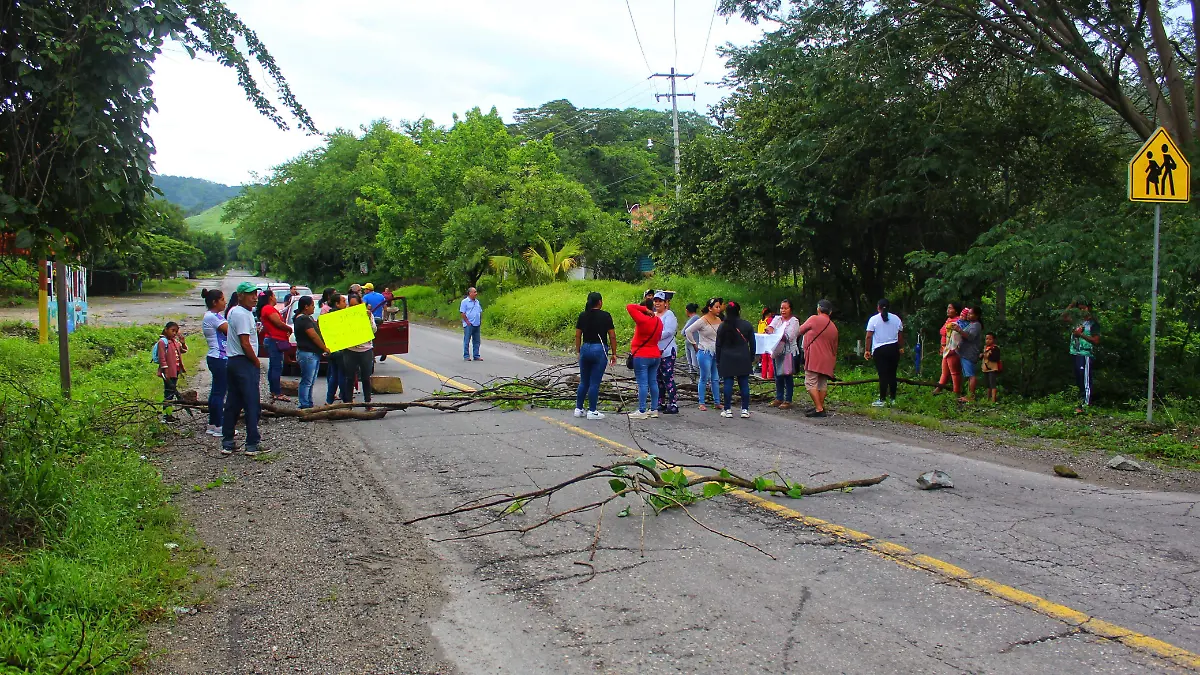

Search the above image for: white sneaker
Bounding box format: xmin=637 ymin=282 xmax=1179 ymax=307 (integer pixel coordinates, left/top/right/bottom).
xmin=205 ymin=426 xmax=221 ymax=437
xmin=649 ymin=410 xmax=660 ymax=418
xmin=740 ymin=409 xmax=751 ymax=419
xmin=586 ymin=410 xmax=605 ymax=420
xmin=720 ymin=409 xmax=733 ymax=418
xmin=871 ymin=399 xmax=886 ymax=407
xmin=628 ymin=410 xmax=651 ymax=420
xmin=573 ymin=408 xmax=585 ymax=418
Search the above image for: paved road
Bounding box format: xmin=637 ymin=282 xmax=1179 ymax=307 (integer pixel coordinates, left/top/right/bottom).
xmin=305 ymin=297 xmax=1200 ymax=674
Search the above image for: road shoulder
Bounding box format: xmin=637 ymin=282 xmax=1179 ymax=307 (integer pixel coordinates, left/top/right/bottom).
xmin=140 ymin=398 xmax=454 ymax=674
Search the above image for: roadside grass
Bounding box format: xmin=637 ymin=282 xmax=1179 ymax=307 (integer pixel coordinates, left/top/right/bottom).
xmin=137 ymin=278 xmax=196 ymax=296
xmin=394 ymin=277 xmax=790 ymax=351
xmin=393 ymin=280 xmax=1200 ymax=468
xmin=0 ymin=322 xmax=204 ymax=672
xmin=825 ymin=363 xmax=1200 ymax=468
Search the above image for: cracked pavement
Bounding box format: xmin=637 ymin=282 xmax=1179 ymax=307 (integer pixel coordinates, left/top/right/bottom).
xmin=327 ymin=321 xmax=1200 ymax=673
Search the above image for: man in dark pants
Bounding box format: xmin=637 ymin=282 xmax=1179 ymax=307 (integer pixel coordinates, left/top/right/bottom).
xmin=1063 ymin=301 xmax=1100 ymax=413
xmin=223 ymin=282 xmax=264 ymax=456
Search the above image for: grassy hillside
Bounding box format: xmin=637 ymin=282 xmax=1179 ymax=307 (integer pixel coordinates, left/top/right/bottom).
xmin=185 ymin=201 xmax=238 ymax=237
xmin=153 ymin=174 xmax=240 ymax=215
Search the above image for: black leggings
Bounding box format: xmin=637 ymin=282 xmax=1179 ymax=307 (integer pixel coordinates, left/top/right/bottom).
xmin=341 ymin=349 xmax=374 ymax=403
xmin=873 ymin=342 xmax=900 ymax=400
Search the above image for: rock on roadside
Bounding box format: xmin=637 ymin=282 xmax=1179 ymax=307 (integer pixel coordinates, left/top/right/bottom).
xmin=1106 ymin=455 xmax=1144 ymax=472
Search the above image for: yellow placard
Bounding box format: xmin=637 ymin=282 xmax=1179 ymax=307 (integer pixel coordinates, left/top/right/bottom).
xmin=318 ymin=303 xmax=374 ymax=352
xmin=1129 ymin=127 xmax=1190 ymax=202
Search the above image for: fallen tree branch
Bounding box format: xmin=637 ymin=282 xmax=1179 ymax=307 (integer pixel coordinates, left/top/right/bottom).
xmin=405 ymin=454 xmax=888 ymax=560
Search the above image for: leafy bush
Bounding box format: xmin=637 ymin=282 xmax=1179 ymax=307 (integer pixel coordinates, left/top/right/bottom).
xmin=0 ymin=326 xmax=200 ymax=671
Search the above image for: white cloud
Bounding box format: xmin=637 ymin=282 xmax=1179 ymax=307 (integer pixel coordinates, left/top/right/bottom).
xmin=148 ymin=0 xmax=767 ymax=185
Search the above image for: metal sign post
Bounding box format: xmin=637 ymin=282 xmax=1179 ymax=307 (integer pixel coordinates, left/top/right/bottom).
xmin=1128 ymin=127 xmax=1189 ymax=422
xmin=1147 ymin=205 xmax=1161 ymax=422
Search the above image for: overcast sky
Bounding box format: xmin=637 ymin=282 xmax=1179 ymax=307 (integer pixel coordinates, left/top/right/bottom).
xmin=148 ymin=1 xmax=769 ymax=186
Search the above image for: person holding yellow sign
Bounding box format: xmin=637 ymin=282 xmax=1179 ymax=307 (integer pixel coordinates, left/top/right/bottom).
xmin=339 ymin=294 xmax=377 ymax=406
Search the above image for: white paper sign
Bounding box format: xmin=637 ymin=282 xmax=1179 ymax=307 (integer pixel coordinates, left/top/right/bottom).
xmin=755 ymin=332 xmax=782 ymax=355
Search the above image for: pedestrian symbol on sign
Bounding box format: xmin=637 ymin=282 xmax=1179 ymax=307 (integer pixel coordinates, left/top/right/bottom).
xmin=1128 ymin=127 xmax=1190 ymax=202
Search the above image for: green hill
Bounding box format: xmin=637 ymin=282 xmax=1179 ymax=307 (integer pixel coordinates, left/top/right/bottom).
xmin=153 ymin=174 xmax=241 ymax=215
xmin=185 ymin=201 xmax=238 ymax=237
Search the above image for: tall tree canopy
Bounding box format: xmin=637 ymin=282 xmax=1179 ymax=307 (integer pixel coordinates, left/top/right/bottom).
xmin=0 ymin=0 xmax=313 ymax=258
xmin=722 ymin=0 xmax=1200 ymax=145
xmin=232 ymin=108 xmax=631 ymax=291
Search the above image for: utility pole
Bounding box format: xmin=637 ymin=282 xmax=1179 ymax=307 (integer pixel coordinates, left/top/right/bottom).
xmin=53 ymin=260 xmax=71 ymax=398
xmin=651 ymin=68 xmax=695 ymax=198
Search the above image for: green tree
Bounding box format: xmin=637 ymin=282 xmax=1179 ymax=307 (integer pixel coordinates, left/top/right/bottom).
xmin=0 ymin=1 xmax=313 ymax=260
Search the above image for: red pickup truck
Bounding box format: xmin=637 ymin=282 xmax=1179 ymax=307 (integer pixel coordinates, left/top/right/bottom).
xmin=271 ymin=295 xmax=410 ymax=374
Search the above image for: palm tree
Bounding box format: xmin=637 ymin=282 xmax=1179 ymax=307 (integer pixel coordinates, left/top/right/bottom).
xmin=523 ymin=237 xmax=582 ymax=283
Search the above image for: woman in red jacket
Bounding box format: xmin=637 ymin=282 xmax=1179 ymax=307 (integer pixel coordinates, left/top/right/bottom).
xmin=626 ymin=298 xmax=663 ymax=420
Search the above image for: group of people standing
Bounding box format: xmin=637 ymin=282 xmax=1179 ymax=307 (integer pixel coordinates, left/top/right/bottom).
xmin=570 ymin=290 xmax=842 ymax=420
xmin=196 ymin=280 xmax=388 ymax=456
xmin=929 ymin=302 xmax=1002 ymax=404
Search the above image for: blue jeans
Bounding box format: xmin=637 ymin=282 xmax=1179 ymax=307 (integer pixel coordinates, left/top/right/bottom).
xmin=576 ymin=343 xmax=608 ymax=412
xmin=326 ymin=353 xmax=342 ymax=404
xmin=774 ymin=372 xmax=794 ymax=403
xmin=297 ymin=350 xmax=321 ymax=409
xmin=696 ymin=350 xmax=719 ymax=405
xmin=723 ymin=375 xmax=751 ymax=411
xmin=632 ymin=357 xmax=660 ymax=413
xmin=207 ymin=356 xmax=227 ymax=427
xmin=264 ymin=337 xmax=285 ymax=395
xmin=223 ymin=356 xmax=261 ymax=448
xmin=463 ymin=324 xmax=481 ymax=359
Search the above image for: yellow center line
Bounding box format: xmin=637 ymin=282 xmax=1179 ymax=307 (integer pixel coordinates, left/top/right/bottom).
xmin=391 ymin=356 xmax=1200 ymax=671
xmin=536 ymin=413 xmax=1200 ymax=671
xmin=386 ymin=355 xmax=477 ymax=392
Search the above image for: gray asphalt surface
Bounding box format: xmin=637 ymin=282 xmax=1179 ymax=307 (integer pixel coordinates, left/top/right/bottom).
xmin=314 ymin=292 xmax=1200 ymax=674
xmin=181 ymin=270 xmax=1197 ymax=673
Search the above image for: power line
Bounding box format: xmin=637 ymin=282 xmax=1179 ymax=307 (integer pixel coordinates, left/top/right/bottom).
xmin=539 ymin=85 xmax=657 ymax=140
xmin=673 ymin=0 xmax=679 ymax=68
xmin=529 ymin=80 xmax=651 ymax=138
xmin=696 ymin=0 xmax=720 ymax=77
xmin=624 ymin=0 xmax=654 ymax=75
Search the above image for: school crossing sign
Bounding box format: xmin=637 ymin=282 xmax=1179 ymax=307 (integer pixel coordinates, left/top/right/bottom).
xmin=1128 ymin=127 xmax=1190 ymax=202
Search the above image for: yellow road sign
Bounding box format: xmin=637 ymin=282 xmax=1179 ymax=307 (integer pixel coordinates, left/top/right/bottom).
xmin=1129 ymin=127 xmax=1190 ymax=202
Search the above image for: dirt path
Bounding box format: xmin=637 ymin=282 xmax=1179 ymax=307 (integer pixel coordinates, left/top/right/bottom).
xmin=141 ymin=380 xmax=453 ymax=674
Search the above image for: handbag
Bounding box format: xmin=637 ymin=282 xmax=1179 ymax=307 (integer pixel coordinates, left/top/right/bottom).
xmin=779 ymin=350 xmax=795 ymax=376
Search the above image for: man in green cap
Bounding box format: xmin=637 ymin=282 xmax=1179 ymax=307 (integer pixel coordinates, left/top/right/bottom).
xmin=223 ymin=282 xmax=264 ymax=455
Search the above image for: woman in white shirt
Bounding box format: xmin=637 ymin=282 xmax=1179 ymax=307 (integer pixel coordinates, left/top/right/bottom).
xmin=684 ymin=297 xmax=723 ymax=410
xmin=864 ymin=298 xmax=904 ymax=407
xmin=765 ymin=299 xmax=801 ymax=409
xmin=200 ymin=288 xmax=230 ymax=437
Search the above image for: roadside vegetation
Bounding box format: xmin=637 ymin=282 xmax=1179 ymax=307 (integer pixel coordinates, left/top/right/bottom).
xmin=138 ymin=277 xmax=199 ymax=296
xmin=0 ymin=322 xmax=203 ymax=671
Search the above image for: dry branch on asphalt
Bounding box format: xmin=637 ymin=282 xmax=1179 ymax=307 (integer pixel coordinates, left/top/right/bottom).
xmin=163 ymin=361 xmax=942 ymax=424
xmin=403 ymin=455 xmax=888 ymax=560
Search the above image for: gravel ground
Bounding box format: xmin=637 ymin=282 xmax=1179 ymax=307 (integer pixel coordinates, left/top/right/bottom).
xmin=140 ymin=371 xmax=454 ymax=675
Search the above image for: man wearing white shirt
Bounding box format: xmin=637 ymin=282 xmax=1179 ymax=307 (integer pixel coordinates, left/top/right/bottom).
xmin=653 ymin=291 xmax=680 ymax=414
xmin=460 ymin=287 xmax=483 ymax=361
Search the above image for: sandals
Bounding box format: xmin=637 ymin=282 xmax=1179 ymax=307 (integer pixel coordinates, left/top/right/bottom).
xmin=272 ymin=394 xmax=293 ymax=403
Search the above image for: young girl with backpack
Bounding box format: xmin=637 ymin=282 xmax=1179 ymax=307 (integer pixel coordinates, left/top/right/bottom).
xmin=155 ymin=321 xmax=187 ymax=416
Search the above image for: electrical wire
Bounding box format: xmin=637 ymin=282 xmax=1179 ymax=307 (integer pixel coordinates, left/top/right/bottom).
xmin=530 ymin=80 xmax=652 ymax=138
xmin=696 ymin=0 xmax=720 ymax=77
xmin=624 ymin=0 xmax=655 ymax=75
xmin=673 ymin=0 xmax=679 ymax=68
xmin=539 ymin=84 xmax=656 ymax=140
